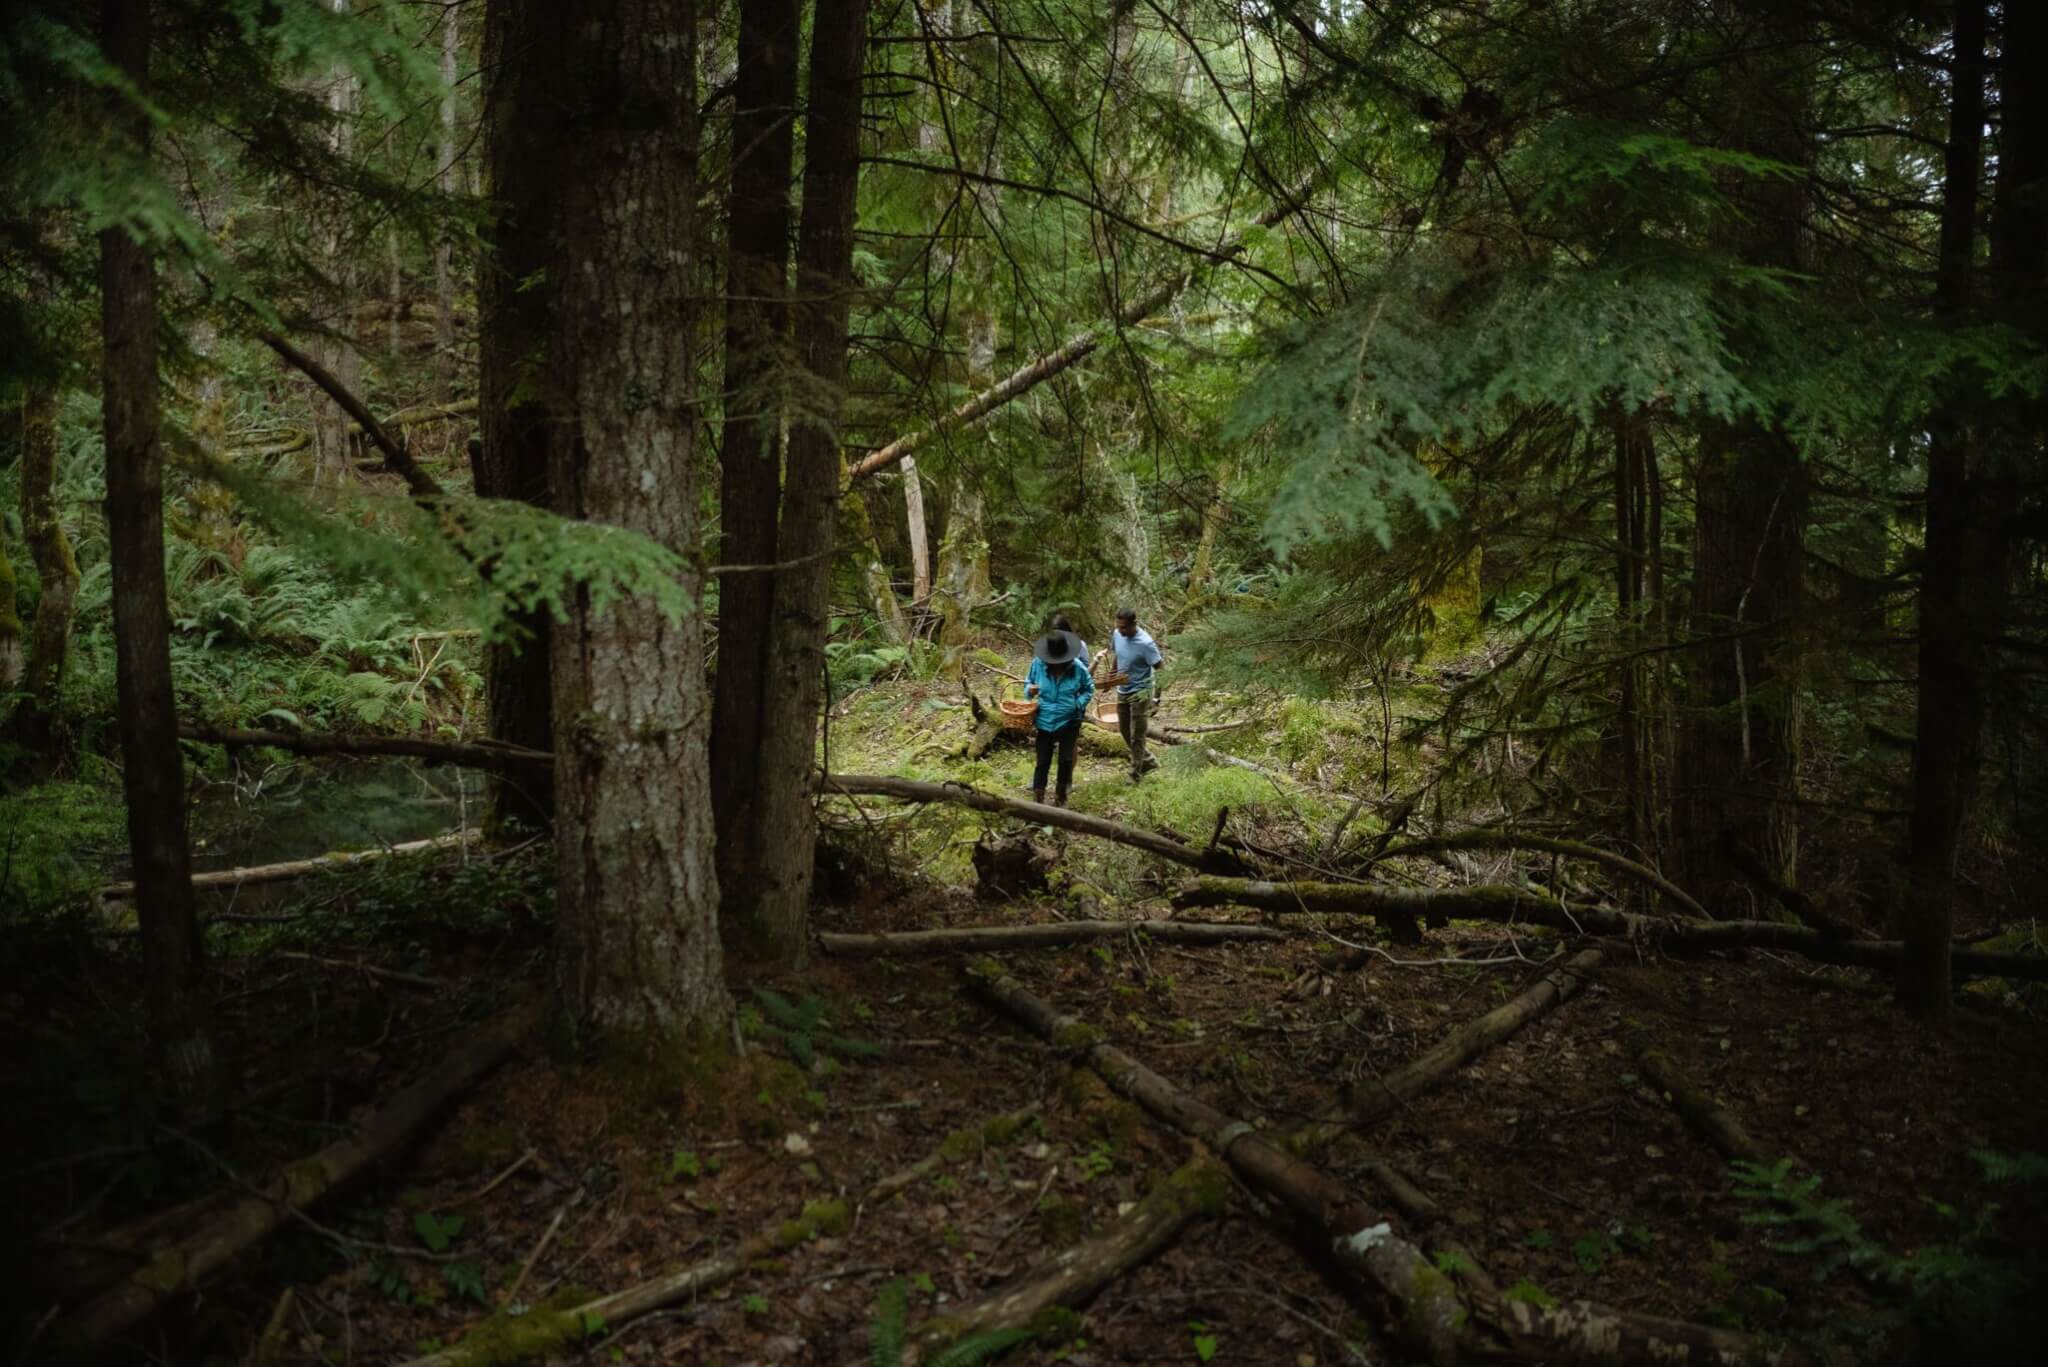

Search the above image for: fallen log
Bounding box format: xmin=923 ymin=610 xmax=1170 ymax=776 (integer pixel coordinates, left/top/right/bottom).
xmin=44 ymin=1001 xmax=540 ymax=1354
xmin=1176 ymin=877 xmax=2048 ymax=983
xmin=965 ymin=961 xmax=1793 ymax=1367
xmin=1629 ymin=1036 xmax=1770 ymax=1167
xmin=822 ymin=774 xmax=1253 ymax=875
xmin=97 ymin=831 xmax=478 ymax=902
xmin=179 ymin=722 xmax=551 ymax=771
xmin=817 ymin=919 xmax=1290 ymax=957
xmin=258 ymin=331 xmax=444 ymax=500
xmin=1340 ymin=949 xmax=1603 ymax=1135
xmin=404 ymin=1100 xmax=1045 ymax=1367
xmin=1374 ymin=828 xmax=1707 ymax=919
xmin=904 ymin=1159 xmax=1227 ymax=1363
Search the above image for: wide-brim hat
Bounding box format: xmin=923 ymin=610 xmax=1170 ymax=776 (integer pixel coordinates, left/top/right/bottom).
xmin=1033 ymin=630 xmax=1083 ymax=665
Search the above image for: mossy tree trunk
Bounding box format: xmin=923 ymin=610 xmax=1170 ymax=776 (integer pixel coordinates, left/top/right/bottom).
xmin=434 ymin=0 xmax=460 ymax=401
xmin=546 ymin=0 xmax=729 ymax=1041
xmin=473 ymin=0 xmax=557 ymax=834
xmin=98 ymin=0 xmax=218 ymax=1106
xmin=709 ymin=0 xmax=798 ymax=930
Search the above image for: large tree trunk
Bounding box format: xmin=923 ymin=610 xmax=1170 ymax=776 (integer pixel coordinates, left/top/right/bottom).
xmin=740 ymin=0 xmax=871 ymax=964
xmin=434 ymin=0 xmax=460 ymax=400
xmin=1672 ymin=28 xmax=1814 ymax=919
xmin=473 ymin=0 xmax=556 ymax=833
xmin=548 ymin=0 xmax=728 ymax=1041
xmin=709 ymin=0 xmax=798 ymax=926
xmin=98 ymin=0 xmax=217 ymax=1106
xmin=901 ymin=455 xmax=931 ymax=601
xmin=1897 ymin=0 xmax=1988 ymax=1021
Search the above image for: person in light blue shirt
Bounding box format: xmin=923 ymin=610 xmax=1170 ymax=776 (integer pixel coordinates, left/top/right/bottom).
xmin=1110 ymin=608 xmax=1163 ymax=781
xmin=1024 ymin=629 xmax=1093 ymax=807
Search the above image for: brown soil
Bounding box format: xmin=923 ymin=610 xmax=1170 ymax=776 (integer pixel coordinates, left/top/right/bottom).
xmin=6 ymin=838 xmax=2045 ymax=1365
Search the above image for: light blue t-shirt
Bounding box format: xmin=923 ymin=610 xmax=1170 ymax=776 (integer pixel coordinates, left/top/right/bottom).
xmin=1111 ymin=627 xmax=1162 ymax=696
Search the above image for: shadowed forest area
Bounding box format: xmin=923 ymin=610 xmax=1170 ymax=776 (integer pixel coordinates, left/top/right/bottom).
xmin=4 ymin=0 xmax=2048 ymax=1363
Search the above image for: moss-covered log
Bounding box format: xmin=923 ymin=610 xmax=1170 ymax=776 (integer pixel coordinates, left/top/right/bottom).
xmin=818 ymin=919 xmax=1290 ymax=957
xmin=964 ymin=960 xmax=1794 ymax=1367
xmin=1374 ymin=828 xmax=1707 ymax=918
xmin=177 ymin=722 xmax=552 ymax=772
xmin=402 ymin=1101 xmax=1044 ymax=1367
xmin=46 ymin=1001 xmax=540 ymax=1353
xmin=903 ymin=1159 xmax=1227 ymax=1363
xmin=1175 ymin=878 xmax=2048 ymax=983
xmin=823 ymin=774 xmax=1253 ymax=874
xmin=97 ymin=831 xmax=479 ymax=902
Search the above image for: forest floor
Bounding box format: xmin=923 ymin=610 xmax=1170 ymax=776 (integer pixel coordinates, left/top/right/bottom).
xmin=6 ymin=677 xmax=2046 ymax=1365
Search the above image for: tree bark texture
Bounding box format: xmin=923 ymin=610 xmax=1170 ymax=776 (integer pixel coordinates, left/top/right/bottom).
xmin=902 ymin=455 xmax=931 ymax=600
xmin=547 ymin=0 xmax=728 ymax=1041
xmin=309 ymin=0 xmax=361 ymax=486
xmin=435 ymin=0 xmax=460 ymax=400
xmin=474 ymin=0 xmax=556 ymax=832
xmin=964 ymin=963 xmax=1789 ymax=1367
xmin=1629 ymin=1035 xmax=1770 ymax=1167
xmin=48 ymin=1002 xmax=537 ymax=1353
xmin=98 ymin=0 xmax=217 ymax=1106
xmin=1673 ymin=29 xmax=1815 ymax=920
xmin=709 ymin=0 xmax=798 ymax=913
xmin=731 ymin=0 xmax=868 ymax=964
xmin=1896 ymin=0 xmax=1992 ymax=1021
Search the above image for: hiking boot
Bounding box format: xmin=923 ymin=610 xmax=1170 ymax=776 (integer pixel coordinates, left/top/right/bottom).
xmin=1031 ymin=788 xmax=1046 ymax=805
xmin=1052 ymin=788 xmax=1070 ymax=808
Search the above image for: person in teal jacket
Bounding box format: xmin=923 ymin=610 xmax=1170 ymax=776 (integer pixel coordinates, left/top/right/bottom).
xmin=1025 ymin=629 xmax=1094 ymax=807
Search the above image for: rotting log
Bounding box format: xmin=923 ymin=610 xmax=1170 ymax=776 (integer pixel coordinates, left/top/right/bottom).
xmin=823 ymin=774 xmax=1253 ymax=875
xmin=964 ymin=961 xmax=1794 ymax=1367
xmin=178 ymin=722 xmax=552 ymax=772
xmin=1374 ymin=828 xmax=1708 ymax=919
xmin=1629 ymin=1035 xmax=1769 ymax=1166
xmin=403 ymin=1101 xmax=1045 ymax=1367
xmin=97 ymin=831 xmax=478 ymax=902
xmin=44 ymin=1001 xmax=540 ymax=1354
xmin=818 ymin=919 xmax=1290 ymax=957
xmin=1176 ymin=877 xmax=2048 ymax=983
xmin=1339 ymin=949 xmax=1603 ymax=1135
xmin=904 ymin=1159 xmax=1227 ymax=1364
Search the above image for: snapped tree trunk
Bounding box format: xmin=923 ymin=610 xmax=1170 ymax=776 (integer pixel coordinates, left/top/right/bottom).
xmin=547 ymin=0 xmax=728 ymax=1041
xmin=708 ymin=0 xmax=798 ymax=917
xmin=98 ymin=0 xmax=217 ymax=1107
xmin=473 ymin=0 xmax=557 ymax=833
xmin=902 ymin=454 xmax=931 ymax=600
xmin=1898 ymin=0 xmax=1989 ymax=1021
xmin=741 ymin=0 xmax=869 ymax=965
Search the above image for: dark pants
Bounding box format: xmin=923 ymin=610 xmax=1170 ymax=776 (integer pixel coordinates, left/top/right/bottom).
xmin=1117 ymin=688 xmax=1154 ymax=778
xmin=1032 ymin=720 xmax=1081 ymax=795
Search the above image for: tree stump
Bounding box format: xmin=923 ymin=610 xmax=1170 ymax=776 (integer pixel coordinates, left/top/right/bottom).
xmin=972 ymin=831 xmax=1059 ymax=900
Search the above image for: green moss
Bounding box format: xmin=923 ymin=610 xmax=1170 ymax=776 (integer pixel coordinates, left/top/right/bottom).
xmin=435 ymin=1290 xmax=607 ymax=1367
xmin=1052 ymin=1020 xmax=1102 ymax=1053
xmin=134 ymin=1248 xmax=188 ymax=1293
xmin=937 ymin=1108 xmax=1040 ymax=1162
xmin=1164 ymin=1160 xmax=1231 ymax=1217
xmin=1028 ymin=1304 xmax=1085 ymax=1341
xmin=454 ymin=1123 xmax=523 ymax=1175
xmin=283 ymin=1159 xmax=330 ymax=1205
xmin=775 ymin=1198 xmax=851 ymax=1248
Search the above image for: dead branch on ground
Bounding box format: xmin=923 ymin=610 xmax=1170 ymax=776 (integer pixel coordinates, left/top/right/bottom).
xmin=964 ymin=961 xmax=1795 ymax=1367
xmin=817 ymin=920 xmax=1290 ymax=957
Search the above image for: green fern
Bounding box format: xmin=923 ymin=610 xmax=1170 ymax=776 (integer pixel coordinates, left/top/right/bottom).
xmin=751 ymin=989 xmax=886 ymax=1067
xmin=926 ymin=1328 xmax=1035 ymax=1366
xmin=869 ymin=1278 xmax=908 ymax=1367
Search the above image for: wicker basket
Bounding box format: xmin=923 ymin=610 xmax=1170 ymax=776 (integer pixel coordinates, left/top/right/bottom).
xmin=997 ymin=698 xmax=1039 ymax=732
